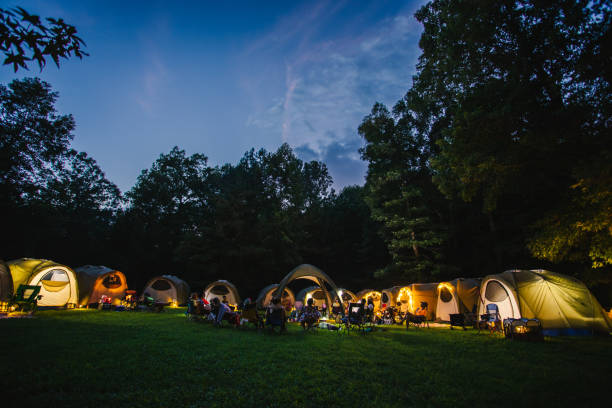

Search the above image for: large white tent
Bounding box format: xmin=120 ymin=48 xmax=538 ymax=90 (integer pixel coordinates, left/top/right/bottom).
xmin=142 ymin=275 xmax=189 ymax=306
xmin=203 ymin=280 xmax=241 ymax=305
xmin=7 ymin=258 xmax=78 ymax=307
xmin=478 ymin=269 xmax=612 ymax=336
xmin=435 ymin=278 xmax=480 ymax=322
xmin=75 ymin=265 xmax=128 ymax=307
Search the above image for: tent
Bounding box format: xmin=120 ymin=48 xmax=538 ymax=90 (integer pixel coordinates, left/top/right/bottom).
xmin=0 ymin=259 xmax=13 ymax=302
xmin=355 ymin=289 xmax=382 ymax=314
xmin=435 ymin=278 xmax=481 ymax=322
xmin=203 ymin=280 xmax=241 ymax=305
xmin=142 ymin=275 xmax=189 ymax=306
xmin=381 ymin=286 xmax=401 ymax=309
xmin=7 ymin=258 xmax=78 ymax=307
xmin=395 ymin=283 xmax=438 ymax=320
xmin=75 ymin=265 xmax=128 ymax=307
xmin=273 ymin=264 xmax=344 ymax=314
xmin=296 ymin=286 xmax=328 ymax=308
xmin=256 ymin=284 xmax=295 ymax=309
xmin=338 ymin=288 xmax=357 ymax=306
xmin=478 ymin=269 xmax=612 ymax=336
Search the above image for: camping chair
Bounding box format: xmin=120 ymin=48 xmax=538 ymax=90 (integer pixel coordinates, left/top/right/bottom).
xmin=478 ymin=304 xmax=501 ymax=334
xmin=406 ymin=302 xmax=429 ymax=329
xmin=265 ymin=307 xmax=286 ymax=334
xmin=240 ymin=303 xmax=264 ymax=330
xmin=343 ymin=302 xmax=368 ymax=334
xmin=9 ymin=285 xmax=42 ymax=314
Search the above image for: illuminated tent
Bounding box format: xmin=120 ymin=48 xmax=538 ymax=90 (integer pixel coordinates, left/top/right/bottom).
xmin=142 ymin=275 xmax=189 ymax=306
xmin=435 ymin=278 xmax=480 ymax=322
xmin=395 ymin=283 xmax=438 ymax=320
xmin=356 ymin=289 xmax=382 ymax=314
xmin=274 ymin=264 xmax=343 ymax=314
xmin=75 ymin=265 xmax=128 ymax=307
xmin=256 ymin=284 xmax=295 ymax=309
xmin=338 ymin=288 xmax=357 ymax=305
xmin=203 ymin=280 xmax=241 ymax=305
xmin=381 ymin=286 xmax=401 ymax=309
xmin=478 ymin=269 xmax=612 ymax=336
xmin=7 ymin=258 xmax=78 ymax=307
xmin=0 ymin=259 xmax=13 ymax=302
xmin=296 ymin=286 xmax=328 ymax=308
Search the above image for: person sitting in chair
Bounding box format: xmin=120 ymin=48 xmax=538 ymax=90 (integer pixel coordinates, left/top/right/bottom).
xmin=211 ymin=297 xmax=234 ymax=326
xmin=415 ymin=301 xmax=428 ymax=317
xmin=365 ymin=297 xmax=375 ymax=322
xmin=266 ymin=296 xmax=287 ymax=331
xmin=300 ymin=297 xmax=320 ymax=330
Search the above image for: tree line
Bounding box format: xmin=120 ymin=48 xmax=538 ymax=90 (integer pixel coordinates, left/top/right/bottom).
xmin=1 ymin=1 xmax=610 ymax=305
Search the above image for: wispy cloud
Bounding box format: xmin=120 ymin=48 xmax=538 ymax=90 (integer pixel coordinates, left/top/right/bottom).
xmin=242 ymin=1 xmax=424 ymax=188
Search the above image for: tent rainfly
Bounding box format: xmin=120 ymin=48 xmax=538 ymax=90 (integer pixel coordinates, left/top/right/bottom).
xmin=0 ymin=259 xmax=13 ymax=302
xmin=355 ymin=289 xmax=382 ymax=314
xmin=256 ymin=284 xmax=295 ymax=309
xmin=7 ymin=258 xmax=78 ymax=307
xmin=274 ymin=264 xmax=344 ymax=315
xmin=478 ymin=269 xmax=612 ymax=336
xmin=395 ymin=283 xmax=438 ymax=320
xmin=435 ymin=278 xmax=481 ymax=322
xmin=75 ymin=265 xmax=128 ymax=307
xmin=142 ymin=275 xmax=189 ymax=306
xmin=203 ymin=280 xmax=241 ymax=305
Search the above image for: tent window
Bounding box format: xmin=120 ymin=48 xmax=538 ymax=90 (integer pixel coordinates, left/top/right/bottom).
xmin=485 ymin=281 xmax=509 ymax=302
xmin=439 ymin=287 xmax=453 ymax=303
xmin=102 ymin=274 xmax=122 ymax=289
xmin=151 ymin=279 xmax=171 ymax=291
xmin=41 ymin=269 xmax=69 ymax=282
xmin=382 ymin=293 xmax=389 ymax=303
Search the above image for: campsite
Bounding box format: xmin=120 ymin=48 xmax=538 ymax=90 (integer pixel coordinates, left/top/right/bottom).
xmin=2 ymin=1 xmax=611 ymax=407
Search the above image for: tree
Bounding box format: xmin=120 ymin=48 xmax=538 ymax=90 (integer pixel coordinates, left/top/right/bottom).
xmin=409 ymin=0 xmax=611 ymax=274
xmin=359 ymin=102 xmax=451 ymax=283
xmin=0 ymin=77 xmax=75 ymax=202
xmin=0 ymin=7 xmax=88 ymax=72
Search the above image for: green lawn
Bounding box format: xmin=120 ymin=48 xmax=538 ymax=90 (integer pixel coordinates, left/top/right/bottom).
xmin=1 ymin=308 xmax=609 ymax=408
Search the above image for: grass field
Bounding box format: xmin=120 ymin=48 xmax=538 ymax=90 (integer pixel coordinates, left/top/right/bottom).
xmin=1 ymin=308 xmax=609 ymax=408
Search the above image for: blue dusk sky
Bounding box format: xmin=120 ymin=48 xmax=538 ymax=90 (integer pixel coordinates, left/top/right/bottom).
xmin=0 ymin=0 xmax=426 ymax=192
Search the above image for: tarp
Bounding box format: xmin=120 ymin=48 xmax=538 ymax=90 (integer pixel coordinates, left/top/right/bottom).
xmin=436 ymin=278 xmax=481 ymax=321
xmin=142 ymin=275 xmax=189 ymax=306
xmin=75 ymin=265 xmax=128 ymax=306
xmin=275 ymin=264 xmax=343 ymax=314
xmin=0 ymin=260 xmax=13 ymax=302
xmin=479 ymin=269 xmax=612 ymax=335
xmin=6 ymin=258 xmax=78 ymax=307
xmin=203 ymin=280 xmax=241 ymax=305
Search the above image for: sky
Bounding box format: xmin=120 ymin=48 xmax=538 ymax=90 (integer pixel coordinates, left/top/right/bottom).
xmin=0 ymin=0 xmax=426 ymax=192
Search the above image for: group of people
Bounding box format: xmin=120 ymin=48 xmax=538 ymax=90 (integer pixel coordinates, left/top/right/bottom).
xmin=188 ymin=292 xmax=238 ymax=326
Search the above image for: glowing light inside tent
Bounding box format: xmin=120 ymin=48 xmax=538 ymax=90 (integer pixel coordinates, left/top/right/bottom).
xmin=437 ymin=282 xmax=454 ymax=293
xmin=396 ymin=287 xmax=413 ymax=311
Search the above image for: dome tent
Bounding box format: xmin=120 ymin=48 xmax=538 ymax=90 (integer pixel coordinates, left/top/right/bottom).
xmin=256 ymin=284 xmax=295 ymax=309
xmin=478 ymin=269 xmax=612 ymax=336
xmin=395 ymin=283 xmax=438 ymax=320
xmin=75 ymin=265 xmax=128 ymax=307
xmin=381 ymin=286 xmax=401 ymax=309
xmin=338 ymin=288 xmax=357 ymax=305
xmin=203 ymin=280 xmax=241 ymax=305
xmin=356 ymin=289 xmax=382 ymax=314
xmin=0 ymin=259 xmax=13 ymax=302
xmin=7 ymin=258 xmax=78 ymax=307
xmin=435 ymin=278 xmax=481 ymax=322
xmin=142 ymin=275 xmax=189 ymax=306
xmin=296 ymin=286 xmax=328 ymax=308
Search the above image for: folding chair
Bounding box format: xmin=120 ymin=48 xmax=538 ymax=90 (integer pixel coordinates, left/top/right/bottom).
xmin=266 ymin=308 xmax=286 ymax=334
xmin=240 ymin=303 xmax=264 ymax=330
xmin=344 ymin=302 xmax=367 ymax=334
xmin=10 ymin=285 xmax=42 ymax=314
xmin=478 ymin=304 xmax=501 ymax=334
